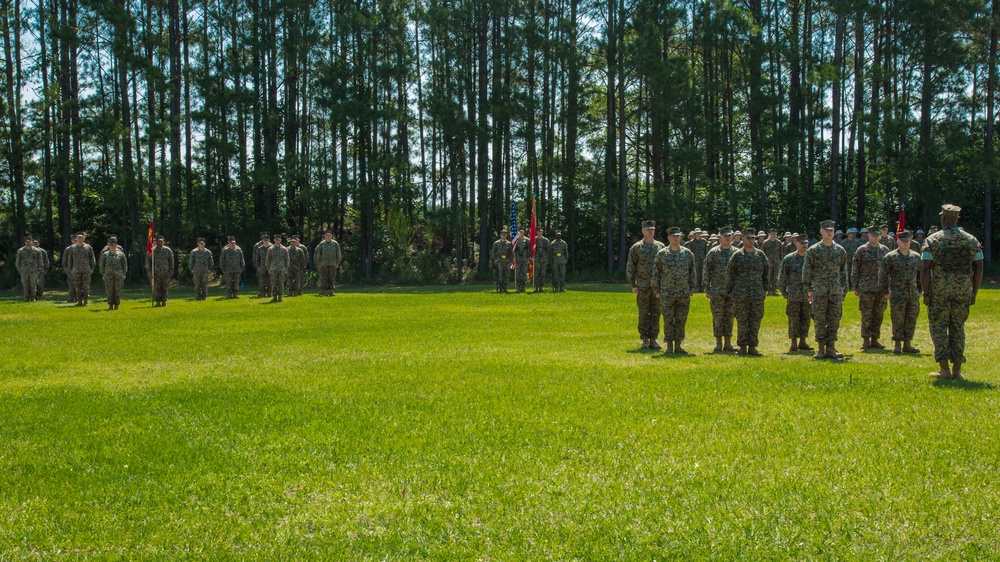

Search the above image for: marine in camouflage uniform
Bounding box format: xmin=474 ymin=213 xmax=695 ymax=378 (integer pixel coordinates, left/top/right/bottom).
xmin=33 ymin=240 xmax=49 ymax=298
xmin=99 ymin=237 xmax=128 ymax=309
xmin=683 ymin=229 xmax=708 ymax=292
xmin=314 ymin=232 xmax=342 ymax=296
xmin=265 ymin=235 xmax=290 ymax=302
xmin=15 ymin=237 xmax=42 ymax=301
xmin=879 ymin=230 xmax=922 ymax=355
xmin=724 ymin=232 xmax=769 ymax=356
xmin=287 ymin=237 xmax=308 ymax=296
xmin=802 ymin=221 xmax=849 ymax=359
xmin=922 ymin=205 xmax=984 ymax=379
xmin=219 ymin=236 xmax=245 ymax=298
xmin=782 ymin=233 xmax=795 ymax=258
xmin=513 ymin=233 xmax=531 ymax=293
xmin=145 ymin=236 xmax=175 ymax=306
xmin=188 ymin=238 xmax=214 ymax=300
xmin=490 ymin=230 xmax=513 ymax=293
xmin=839 ymin=228 xmax=863 ymax=287
xmin=879 ymin=226 xmax=896 ymax=251
xmin=778 ymin=235 xmax=812 ymax=353
xmin=627 ymin=221 xmax=666 ymax=349
xmin=65 ymin=234 xmax=97 ymax=306
xmin=532 ymin=230 xmax=551 ymax=292
xmin=762 ymin=229 xmax=784 ymax=296
xmin=704 ymin=227 xmax=737 ymax=352
xmin=651 ymin=227 xmax=698 ymax=354
xmin=252 ymin=234 xmax=271 ymax=297
xmin=550 ymin=231 xmax=568 ymax=292
xmin=852 ymin=227 xmax=889 ymax=350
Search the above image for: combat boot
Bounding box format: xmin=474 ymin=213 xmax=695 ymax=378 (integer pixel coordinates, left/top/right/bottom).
xmin=894 ymin=341 xmax=902 ymax=355
xmin=723 ymin=336 xmax=735 ymax=352
xmin=789 ymin=340 xmax=798 ymax=354
xmin=665 ymin=341 xmax=674 ymax=353
xmin=813 ymin=343 xmax=827 ymax=360
xmin=929 ymin=361 xmax=951 ymax=379
xmin=674 ymin=341 xmax=687 ymax=355
xmin=870 ymin=338 xmax=885 ymax=349
xmin=641 ymin=338 xmax=649 ymax=349
xmin=648 ymin=339 xmax=662 ymax=351
xmin=737 ymin=345 xmax=747 ymax=356
xmin=714 ymin=337 xmax=723 ymax=353
xmin=903 ymin=341 xmax=920 ymax=354
xmin=861 ymin=337 xmax=870 ymax=351
xmin=747 ymin=347 xmax=762 ymax=357
xmin=951 ymin=363 xmax=963 ymax=380
xmin=798 ymin=337 xmax=813 ymax=351
xmin=825 ymin=345 xmax=844 ymax=359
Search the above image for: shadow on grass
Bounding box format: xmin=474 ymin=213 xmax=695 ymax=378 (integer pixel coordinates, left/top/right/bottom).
xmin=932 ymin=378 xmax=996 ymax=391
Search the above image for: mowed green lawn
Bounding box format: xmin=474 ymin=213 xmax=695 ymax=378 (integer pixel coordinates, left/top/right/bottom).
xmin=1 ymin=283 xmax=999 ymax=559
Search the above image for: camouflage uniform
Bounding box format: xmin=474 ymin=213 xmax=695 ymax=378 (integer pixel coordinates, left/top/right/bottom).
xmin=99 ymin=250 xmax=128 ymax=306
xmin=839 ymin=236 xmax=863 ymax=287
xmin=650 ymin=246 xmax=697 ymax=343
xmin=704 ymin=244 xmax=736 ymax=337
xmin=762 ymin=238 xmax=784 ymax=295
xmin=550 ymin=238 xmax=568 ymax=292
xmin=253 ymin=241 xmax=271 ymax=297
xmin=627 ymin=239 xmax=667 ymax=342
xmin=923 ymin=227 xmax=983 ymax=364
xmin=15 ymin=245 xmax=43 ymax=301
xmin=145 ymin=246 xmax=175 ymax=305
xmin=287 ymin=245 xmax=308 ymax=296
xmin=683 ymin=237 xmax=708 ymax=291
xmin=265 ymin=244 xmax=290 ymax=300
xmin=314 ymin=239 xmax=342 ymax=296
xmin=35 ymin=245 xmax=50 ymax=297
xmin=513 ymin=236 xmax=530 ymax=292
xmin=724 ymin=247 xmax=769 ymax=349
xmin=62 ymin=243 xmax=78 ymax=302
xmin=802 ymin=242 xmax=848 ymax=345
xmin=188 ymin=247 xmax=214 ymax=300
xmin=778 ymin=251 xmax=810 ymax=340
xmin=65 ymin=243 xmax=97 ymax=304
xmin=220 ymin=245 xmax=245 ymax=297
xmin=880 ymin=234 xmax=896 ymax=251
xmin=852 ymin=242 xmax=888 ymax=340
xmin=533 ymin=234 xmax=550 ymax=292
xmin=880 ymin=249 xmax=921 ymax=343
xmin=490 ymin=237 xmax=513 ymax=293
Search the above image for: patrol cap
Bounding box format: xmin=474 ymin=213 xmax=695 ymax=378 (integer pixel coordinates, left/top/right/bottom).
xmin=324 ymin=230 xmax=333 ymax=235
xmin=795 ymin=234 xmax=809 ymax=243
xmin=847 ymin=227 xmax=858 ymax=234
xmin=155 ymin=234 xmax=164 ymax=241
xmin=291 ymin=235 xmax=300 ymax=241
xmin=768 ymin=228 xmax=777 ymax=234
xmin=555 ymin=230 xmax=562 ymax=236
xmin=227 ymin=235 xmax=236 ymax=242
xmin=108 ymin=236 xmax=118 ymax=244
xmin=820 ymin=220 xmax=835 ymax=230
xmin=260 ymin=233 xmax=269 ymax=239
xmin=868 ymin=224 xmax=881 ymax=233
xmin=940 ymin=204 xmax=961 ymax=217
xmin=641 ymin=220 xmax=656 ymax=229
xmin=197 ymin=237 xmax=205 ymax=243
xmin=718 ymin=226 xmax=734 ymax=236
xmin=24 ymin=235 xmax=33 ymax=242
xmin=897 ymin=230 xmax=912 ymax=241
xmin=666 ymin=226 xmax=683 ymax=236
xmin=879 ymin=224 xmax=889 ymax=231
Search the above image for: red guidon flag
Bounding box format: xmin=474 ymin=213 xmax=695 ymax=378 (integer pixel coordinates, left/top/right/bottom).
xmin=897 ymin=203 xmax=905 ymax=234
xmin=146 ymin=217 xmax=155 ymax=254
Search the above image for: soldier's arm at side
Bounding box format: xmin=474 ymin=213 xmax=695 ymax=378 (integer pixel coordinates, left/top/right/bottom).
xmin=972 ymin=254 xmax=984 ymax=305
xmin=649 ymin=255 xmax=661 ymax=297
xmin=687 ymin=254 xmax=696 ymax=295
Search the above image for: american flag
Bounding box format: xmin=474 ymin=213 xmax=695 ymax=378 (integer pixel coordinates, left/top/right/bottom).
xmin=510 ymin=202 xmax=519 ymax=270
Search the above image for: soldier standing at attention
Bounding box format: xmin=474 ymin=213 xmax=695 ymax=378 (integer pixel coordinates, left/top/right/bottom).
xmin=802 ymin=221 xmax=849 ymax=359
xmin=220 ymin=236 xmax=245 ymax=298
xmin=724 ymin=227 xmax=769 ymax=356
xmin=314 ymin=231 xmax=343 ymax=296
xmin=146 ymin=235 xmax=175 ymax=306
xmin=853 ymin=224 xmax=889 ymax=350
xmin=513 ymin=230 xmax=531 ymax=293
xmin=66 ymin=233 xmax=97 ymax=306
xmin=63 ymin=238 xmax=78 ymax=303
xmin=533 ymin=228 xmax=551 ymax=293
xmin=782 ymin=232 xmax=795 ymax=257
xmin=913 ymin=229 xmax=926 ymax=251
xmin=778 ymin=234 xmax=812 ymax=353
xmin=683 ymin=228 xmax=708 ymax=292
xmin=880 ymin=225 xmax=897 ymax=251
xmin=253 ymin=233 xmax=271 ymax=298
xmin=651 ymin=227 xmax=697 ymax=354
xmin=627 ymin=221 xmax=666 ymax=350
xmin=15 ymin=236 xmax=42 ymax=301
xmin=287 ymin=236 xmax=308 ymax=296
xmin=99 ymin=237 xmax=128 ymax=310
xmin=32 ymin=239 xmax=49 ymax=298
xmin=922 ymin=204 xmax=984 ymax=380
xmin=490 ymin=229 xmax=514 ymax=293
xmin=840 ymin=227 xmax=862 ymax=287
xmin=189 ymin=238 xmax=214 ymax=301
xmin=704 ymin=226 xmax=737 ymax=352
xmin=265 ymin=235 xmax=290 ymax=302
xmin=880 ymin=230 xmax=922 ymax=355
xmin=550 ymin=231 xmax=568 ymax=292
xmin=762 ymin=229 xmax=783 ymax=296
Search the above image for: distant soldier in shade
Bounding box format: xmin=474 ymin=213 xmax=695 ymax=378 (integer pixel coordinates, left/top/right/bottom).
xmin=287 ymin=236 xmax=308 ymax=296
xmin=189 ymin=238 xmax=214 ymax=300
xmin=252 ymin=233 xmax=271 ymax=298
xmin=314 ymin=231 xmax=342 ymax=296
xmin=651 ymin=227 xmax=697 ymax=354
xmin=265 ymin=234 xmax=290 ymax=302
xmin=782 ymin=232 xmax=795 ymax=257
xmin=99 ymin=237 xmax=128 ymax=310
xmin=762 ymin=229 xmax=783 ymax=296
xmin=683 ymin=228 xmax=708 ymax=292
xmin=65 ymin=233 xmax=97 ymax=306
xmin=880 ymin=230 xmax=922 ymax=355
xmin=62 ymin=239 xmax=78 ymax=303
xmin=145 ymin=235 xmax=175 ymax=306
xmin=513 ymin=230 xmax=531 ymax=293
xmin=839 ymin=227 xmax=863 ymax=287
xmin=490 ymin=229 xmax=513 ymax=294
xmin=778 ymin=234 xmax=812 ymax=353
xmin=627 ymin=220 xmax=666 ymax=350
xmin=550 ymin=231 xmax=568 ymax=292
xmin=922 ymin=204 xmax=984 ymax=380
xmin=533 ymin=228 xmax=551 ymax=293
xmin=724 ymin=227 xmax=769 ymax=356
xmin=880 ymin=225 xmax=897 ymax=251
xmin=704 ymin=226 xmax=737 ymax=352
xmin=802 ymin=221 xmax=849 ymax=359
xmin=15 ymin=236 xmax=42 ymax=302
xmin=219 ymin=236 xmax=245 ymax=298
xmin=853 ymin=224 xmax=889 ymax=350
xmin=32 ymin=239 xmax=50 ymax=298
xmin=913 ymin=229 xmax=926 ymax=251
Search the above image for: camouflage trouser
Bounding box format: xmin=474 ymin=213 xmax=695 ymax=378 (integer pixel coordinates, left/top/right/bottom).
xmin=890 ymin=295 xmax=920 ymax=342
xmin=287 ymin=268 xmax=303 ymax=296
xmin=515 ymin=260 xmax=528 ymax=291
xmin=495 ymin=263 xmax=510 ymax=292
xmin=72 ymin=271 xmax=92 ymax=302
xmin=694 ymin=261 xmax=704 ymax=292
xmin=858 ymin=291 xmax=886 ymax=338
xmin=319 ymin=266 xmax=337 ymax=295
xmin=67 ymin=274 xmax=77 ymax=302
xmin=636 ymin=287 xmax=660 ymax=340
xmin=785 ymin=299 xmax=811 ymax=339
xmin=153 ymin=273 xmax=170 ymax=302
xmin=257 ymin=268 xmax=271 ymax=297
xmin=811 ymin=295 xmax=842 ymax=344
xmin=270 ymin=270 xmax=285 ymax=298
xmin=845 ymin=260 xmax=854 ymax=288
xmin=36 ymin=272 xmax=46 ymax=297
xmin=734 ymin=297 xmax=765 ymax=348
xmin=709 ymin=294 xmax=735 ymax=337
xmin=193 ymin=270 xmax=209 ymax=300
xmin=768 ymin=260 xmax=780 ymax=293
xmin=533 ymin=263 xmax=547 ymax=291
xmin=223 ymin=271 xmax=241 ymax=295
xmin=553 ymin=263 xmax=566 ymax=290
xmin=20 ymin=272 xmax=38 ymax=301
xmin=103 ymin=275 xmax=123 ymax=305
xmin=659 ymin=295 xmax=690 ymax=342
xmin=928 ymin=296 xmax=970 ymax=363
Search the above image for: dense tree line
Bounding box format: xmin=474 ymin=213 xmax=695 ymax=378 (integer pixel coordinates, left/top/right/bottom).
xmin=1 ymin=0 xmax=997 ymax=287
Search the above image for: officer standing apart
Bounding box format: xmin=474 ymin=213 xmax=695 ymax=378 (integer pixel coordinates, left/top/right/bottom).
xmin=66 ymin=233 xmax=97 ymax=306
xmin=220 ymin=236 xmax=245 ymax=298
xmin=627 ymin=221 xmax=666 ymax=350
xmin=724 ymin=226 xmax=769 ymax=356
xmin=651 ymin=227 xmax=697 ymax=354
xmin=253 ymin=234 xmax=271 ymax=298
xmin=314 ymin=231 xmax=342 ymax=297
xmin=266 ymin=235 xmax=290 ymax=302
xmin=490 ymin=229 xmax=513 ymax=293
xmin=704 ymin=226 xmax=737 ymax=352
xmin=778 ymin=233 xmax=812 ymax=353
xmin=550 ymin=231 xmax=568 ymax=292
xmin=853 ymin=224 xmax=889 ymax=350
xmin=922 ymin=204 xmax=984 ymax=380
xmin=880 ymin=230 xmax=922 ymax=355
xmin=802 ymin=221 xmax=848 ymax=360
xmin=99 ymin=237 xmax=128 ymax=310
xmin=146 ymin=235 xmax=175 ymax=306
xmin=189 ymin=238 xmax=214 ymax=300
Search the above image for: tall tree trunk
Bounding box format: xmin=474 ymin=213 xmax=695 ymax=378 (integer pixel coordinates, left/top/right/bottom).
xmin=854 ymin=7 xmax=867 ymax=227
xmin=987 ymin=0 xmax=997 ymax=263
xmin=830 ymin=12 xmax=845 ymax=221
xmin=2 ymin=0 xmax=26 ymax=240
xmin=168 ymin=0 xmax=182 ymax=244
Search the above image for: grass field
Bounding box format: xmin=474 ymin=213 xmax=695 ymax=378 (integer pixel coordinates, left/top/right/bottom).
xmin=2 ymin=282 xmax=999 ymax=559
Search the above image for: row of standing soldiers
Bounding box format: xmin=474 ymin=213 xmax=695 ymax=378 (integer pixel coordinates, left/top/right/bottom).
xmin=489 ymin=229 xmax=569 ymax=293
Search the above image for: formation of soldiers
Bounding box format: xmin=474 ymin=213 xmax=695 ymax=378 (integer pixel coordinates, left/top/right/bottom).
xmin=489 ymin=228 xmax=568 ymax=293
xmin=626 ymin=204 xmax=984 ymax=380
